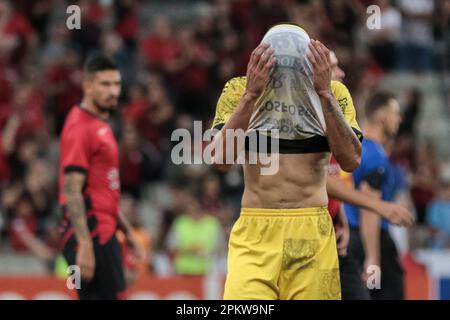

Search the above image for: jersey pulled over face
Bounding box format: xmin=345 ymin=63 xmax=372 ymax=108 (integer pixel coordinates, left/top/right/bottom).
xmin=212 ymin=24 xmax=362 ymax=154
xmin=252 ymin=24 xmax=325 ymax=140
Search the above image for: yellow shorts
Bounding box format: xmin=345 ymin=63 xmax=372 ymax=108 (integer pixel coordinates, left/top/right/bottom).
xmin=223 ymin=207 xmax=341 ymax=300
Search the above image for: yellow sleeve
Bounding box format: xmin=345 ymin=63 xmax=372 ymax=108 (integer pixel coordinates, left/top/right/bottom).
xmin=211 ymin=77 xmax=247 ymax=129
xmin=331 ymin=80 xmax=363 ymax=141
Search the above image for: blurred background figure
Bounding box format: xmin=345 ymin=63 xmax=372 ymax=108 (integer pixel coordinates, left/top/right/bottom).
xmin=396 ymin=0 xmax=435 ymax=72
xmin=117 ymin=194 xmax=152 ymax=287
xmin=365 ymin=0 xmax=402 ymax=71
xmin=165 ymin=190 xmax=225 ymax=276
xmin=426 ymin=166 xmax=450 ymax=250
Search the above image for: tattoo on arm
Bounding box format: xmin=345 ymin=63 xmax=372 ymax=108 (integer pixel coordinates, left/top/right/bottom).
xmin=322 ymin=96 xmax=359 ymax=148
xmin=63 ymin=172 xmax=90 ymax=241
xmin=320 ymin=93 xmax=361 ymax=169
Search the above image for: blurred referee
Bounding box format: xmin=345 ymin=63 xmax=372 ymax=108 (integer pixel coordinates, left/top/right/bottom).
xmin=344 ymin=92 xmax=406 ymax=300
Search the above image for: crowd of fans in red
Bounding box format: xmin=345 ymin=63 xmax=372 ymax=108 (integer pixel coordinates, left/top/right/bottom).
xmin=0 ymin=0 xmax=449 ymax=273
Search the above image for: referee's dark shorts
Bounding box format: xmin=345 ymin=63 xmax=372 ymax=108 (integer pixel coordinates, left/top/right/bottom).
xmin=339 ymin=253 xmax=371 ymax=300
xmin=348 ymin=227 xmax=405 ymax=300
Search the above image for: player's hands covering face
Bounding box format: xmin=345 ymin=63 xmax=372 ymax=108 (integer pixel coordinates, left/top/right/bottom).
xmin=307 ymin=39 xmax=332 ymax=97
xmin=244 ymin=43 xmax=276 ymax=99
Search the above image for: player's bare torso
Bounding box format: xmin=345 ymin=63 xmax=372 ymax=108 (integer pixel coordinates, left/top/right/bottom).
xmin=242 ymin=152 xmax=331 ymax=209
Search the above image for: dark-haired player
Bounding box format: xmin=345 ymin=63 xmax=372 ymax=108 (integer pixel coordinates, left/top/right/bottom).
xmin=59 ymin=54 xmax=144 ymax=300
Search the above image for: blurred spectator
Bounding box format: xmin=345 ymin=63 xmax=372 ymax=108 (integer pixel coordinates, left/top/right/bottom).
xmin=195 ymin=13 xmax=217 ymax=49
xmin=114 ymin=0 xmax=140 ymax=49
xmin=140 ymin=15 xmax=179 ymax=72
xmin=70 ymin=0 xmax=105 ymax=57
xmin=13 ymin=0 xmax=52 ymax=44
xmin=200 ymin=173 xmax=224 ymax=215
xmin=399 ymin=89 xmax=421 ymax=137
xmin=117 ymin=194 xmax=152 ymax=285
xmin=1 ymin=158 xmax=53 ymax=240
xmin=426 ymin=167 xmax=450 ymax=249
xmin=100 ymin=28 xmax=135 ymax=86
xmin=324 ymin=0 xmax=361 ymax=47
xmin=45 ymin=47 xmax=83 ymax=134
xmin=432 ymin=0 xmax=450 ymax=70
xmin=211 ymin=31 xmax=242 ymax=90
xmin=166 ymin=191 xmax=225 ymax=275
xmin=433 ymin=0 xmax=450 ymax=43
xmin=410 ymin=141 xmax=439 ymax=224
xmin=0 ymin=61 xmax=14 ymax=105
xmin=136 ymin=78 xmax=175 ymax=152
xmin=5 ymin=190 xmax=54 ymax=260
xmin=168 ymin=26 xmax=214 ymax=119
xmin=40 ymin=23 xmax=71 ymax=65
xmin=119 ymin=122 xmax=163 ymax=199
xmin=157 ymin=183 xmax=192 ymax=250
xmin=23 ymin=159 xmax=53 ymax=221
xmin=391 ymin=89 xmax=422 ymax=171
xmin=0 ymin=114 xmax=20 ymax=184
xmin=365 ymin=0 xmax=401 ymax=70
xmin=245 ymin=0 xmax=289 ymax=47
xmin=9 ymin=137 xmax=40 ymax=183
xmin=0 ymin=83 xmax=45 ymax=143
xmin=397 ymin=0 xmax=435 ymax=71
xmin=0 ymin=0 xmax=37 ymax=71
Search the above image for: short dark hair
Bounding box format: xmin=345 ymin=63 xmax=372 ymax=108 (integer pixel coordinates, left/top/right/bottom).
xmin=365 ymin=91 xmax=396 ymax=121
xmin=84 ymin=53 xmax=118 ymax=75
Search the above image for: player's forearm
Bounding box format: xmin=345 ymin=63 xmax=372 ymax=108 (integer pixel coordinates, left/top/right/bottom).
xmin=327 ymin=176 xmax=378 ymax=212
xmin=319 ymin=91 xmax=361 ymax=172
xmin=20 ymin=231 xmax=54 ymax=259
xmin=360 ymin=209 xmax=381 ymax=263
xmin=212 ymin=92 xmax=257 ymax=170
xmin=65 ymin=192 xmax=91 ymax=243
xmin=2 ymin=115 xmax=20 ymax=155
xmin=64 ymin=173 xmax=91 ymax=244
xmin=337 ymin=207 xmax=349 ymax=230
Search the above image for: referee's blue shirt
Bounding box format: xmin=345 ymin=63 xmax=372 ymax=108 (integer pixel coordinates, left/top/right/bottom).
xmin=344 ymin=138 xmax=397 ymax=231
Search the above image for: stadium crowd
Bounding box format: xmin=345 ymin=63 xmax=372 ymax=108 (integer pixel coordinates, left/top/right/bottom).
xmin=0 ymin=0 xmax=449 ymax=278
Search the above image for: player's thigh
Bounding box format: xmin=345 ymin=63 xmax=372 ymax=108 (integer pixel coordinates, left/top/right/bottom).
xmin=224 ymin=217 xmax=281 ymax=300
xmin=279 ymin=214 xmax=341 ymax=300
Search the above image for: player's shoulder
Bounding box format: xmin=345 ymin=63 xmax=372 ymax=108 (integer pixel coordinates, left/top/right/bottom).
xmin=213 ymin=77 xmax=247 ymax=129
xmin=62 ymin=107 xmax=95 ymax=136
xmin=362 ymin=139 xmax=388 ymax=164
xmin=331 ymin=80 xmax=350 ymax=98
xmin=222 ymin=76 xmax=247 ymax=96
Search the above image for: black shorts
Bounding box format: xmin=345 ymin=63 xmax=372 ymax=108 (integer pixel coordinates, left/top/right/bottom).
xmin=63 ymin=234 xmax=126 ymax=300
xmin=348 ymin=227 xmax=404 ymax=300
xmin=371 ymin=229 xmax=405 ymax=300
xmin=339 ymin=254 xmax=371 ymax=300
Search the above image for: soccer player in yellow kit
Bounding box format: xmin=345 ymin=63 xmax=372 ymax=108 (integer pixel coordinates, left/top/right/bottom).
xmin=210 ymin=24 xmax=362 ymax=300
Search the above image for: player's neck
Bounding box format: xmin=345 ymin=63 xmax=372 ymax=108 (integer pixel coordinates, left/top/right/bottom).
xmin=80 ymin=100 xmax=110 ymax=121
xmin=364 ymin=124 xmax=386 ymax=145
